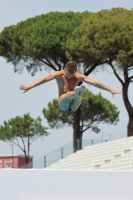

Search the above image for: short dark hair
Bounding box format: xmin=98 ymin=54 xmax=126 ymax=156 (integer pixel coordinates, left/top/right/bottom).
xmin=65 ymin=61 xmax=77 ymax=74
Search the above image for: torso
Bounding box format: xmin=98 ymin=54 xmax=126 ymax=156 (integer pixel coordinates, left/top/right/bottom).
xmin=55 ymin=70 xmax=84 ymax=96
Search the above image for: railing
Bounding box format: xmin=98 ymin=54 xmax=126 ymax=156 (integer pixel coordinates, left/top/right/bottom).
xmin=19 ymin=139 xmax=110 ymax=169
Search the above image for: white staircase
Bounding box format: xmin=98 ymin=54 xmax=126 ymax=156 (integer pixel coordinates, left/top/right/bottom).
xmin=46 ymin=136 xmax=133 ymax=170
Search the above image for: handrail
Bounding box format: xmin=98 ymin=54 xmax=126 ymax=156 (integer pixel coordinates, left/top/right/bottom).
xmin=19 ymin=139 xmax=110 ymax=169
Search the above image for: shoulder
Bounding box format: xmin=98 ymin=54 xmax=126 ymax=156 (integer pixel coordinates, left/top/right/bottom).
xmin=50 ymin=70 xmax=64 ymax=78
xmin=75 ymin=72 xmax=86 ymax=81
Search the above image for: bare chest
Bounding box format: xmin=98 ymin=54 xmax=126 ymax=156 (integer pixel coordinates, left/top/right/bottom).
xmin=64 ymin=75 xmax=79 ymax=89
xmin=56 ymin=75 xmax=80 ymax=95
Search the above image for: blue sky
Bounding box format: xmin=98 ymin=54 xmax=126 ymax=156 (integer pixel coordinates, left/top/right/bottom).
xmin=0 ymin=0 xmax=133 ymax=161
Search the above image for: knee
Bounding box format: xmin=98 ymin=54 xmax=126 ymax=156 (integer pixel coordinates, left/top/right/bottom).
xmin=58 ymin=103 xmax=68 ymax=112
xmin=60 ymin=107 xmax=67 ymax=112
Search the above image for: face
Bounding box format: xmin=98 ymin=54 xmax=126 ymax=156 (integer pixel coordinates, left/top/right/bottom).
xmin=65 ymin=70 xmax=76 ymax=79
xmin=65 ymin=71 xmax=75 ymax=79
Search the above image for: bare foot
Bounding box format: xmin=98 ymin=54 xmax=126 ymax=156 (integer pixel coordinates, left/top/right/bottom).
xmin=74 ymin=85 xmax=86 ymax=97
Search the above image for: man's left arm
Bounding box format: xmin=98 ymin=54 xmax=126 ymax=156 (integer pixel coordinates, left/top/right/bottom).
xmin=82 ymin=75 xmax=122 ymax=97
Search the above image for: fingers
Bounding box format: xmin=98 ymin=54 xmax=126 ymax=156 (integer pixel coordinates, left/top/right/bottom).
xmin=20 ymin=85 xmax=31 ymax=94
xmin=115 ymin=91 xmax=121 ymax=94
xmin=117 ymin=90 xmax=122 ymax=94
xmin=20 ymin=85 xmax=25 ymax=90
xmin=20 ymin=85 xmax=28 ymax=90
xmin=111 ymin=90 xmax=122 ymax=97
xmin=116 ymin=91 xmax=122 ymax=94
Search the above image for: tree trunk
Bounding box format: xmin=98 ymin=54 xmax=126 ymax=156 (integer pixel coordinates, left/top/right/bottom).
xmin=27 ymin=138 xmax=31 ymax=168
xmin=25 ymin=156 xmax=29 ymax=168
xmin=23 ymin=150 xmax=29 ymax=168
xmin=127 ymin=115 xmax=133 ymax=136
xmin=122 ymin=83 xmax=133 ymax=136
xmin=73 ymin=106 xmax=82 ymax=152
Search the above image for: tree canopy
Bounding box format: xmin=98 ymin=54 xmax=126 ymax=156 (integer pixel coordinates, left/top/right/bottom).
xmin=0 ymin=113 xmax=49 ymax=166
xmin=0 ymin=11 xmax=90 ymax=75
xmin=66 ymin=8 xmax=133 ymax=68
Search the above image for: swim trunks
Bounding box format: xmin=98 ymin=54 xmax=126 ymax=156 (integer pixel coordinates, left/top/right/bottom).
xmin=66 ymin=107 xmax=73 ymax=112
xmin=61 ymin=107 xmax=74 ymax=113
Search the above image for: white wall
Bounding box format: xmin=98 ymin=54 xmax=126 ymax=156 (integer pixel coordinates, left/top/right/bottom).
xmin=0 ymin=170 xmax=133 ymax=200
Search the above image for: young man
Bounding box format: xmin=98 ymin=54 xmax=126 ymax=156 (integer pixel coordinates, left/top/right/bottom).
xmin=20 ymin=61 xmax=122 ymax=112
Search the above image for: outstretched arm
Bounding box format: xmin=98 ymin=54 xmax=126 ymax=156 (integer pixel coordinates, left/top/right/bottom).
xmin=20 ymin=71 xmax=60 ymax=93
xmin=83 ymin=75 xmax=122 ymax=97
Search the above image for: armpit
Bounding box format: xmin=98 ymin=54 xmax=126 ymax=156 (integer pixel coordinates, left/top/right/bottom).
xmin=78 ymin=80 xmax=83 ymax=86
xmin=55 ymin=77 xmax=60 ymax=83
xmin=79 ymin=77 xmax=84 ymax=82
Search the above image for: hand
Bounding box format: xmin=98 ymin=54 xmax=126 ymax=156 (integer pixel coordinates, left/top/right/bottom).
xmin=20 ymin=85 xmax=31 ymax=93
xmin=64 ymin=86 xmax=69 ymax=93
xmin=111 ymin=89 xmax=122 ymax=98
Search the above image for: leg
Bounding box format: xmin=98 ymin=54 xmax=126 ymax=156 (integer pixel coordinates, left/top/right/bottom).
xmin=58 ymin=91 xmax=75 ymax=112
xmin=70 ymin=85 xmax=86 ymax=111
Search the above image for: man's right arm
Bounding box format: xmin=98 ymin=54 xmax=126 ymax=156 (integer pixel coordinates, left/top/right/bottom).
xmin=20 ymin=71 xmax=61 ymax=92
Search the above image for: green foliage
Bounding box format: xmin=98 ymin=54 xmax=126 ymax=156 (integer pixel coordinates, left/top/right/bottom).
xmin=81 ymin=90 xmax=119 ymax=125
xmin=42 ymin=99 xmax=73 ymax=129
xmin=42 ymin=89 xmax=119 ymax=133
xmin=66 ymin=8 xmax=133 ymax=69
xmin=0 ymin=113 xmax=48 ymax=140
xmin=0 ymin=11 xmax=90 ymax=75
xmin=0 ymin=113 xmax=49 ymax=162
